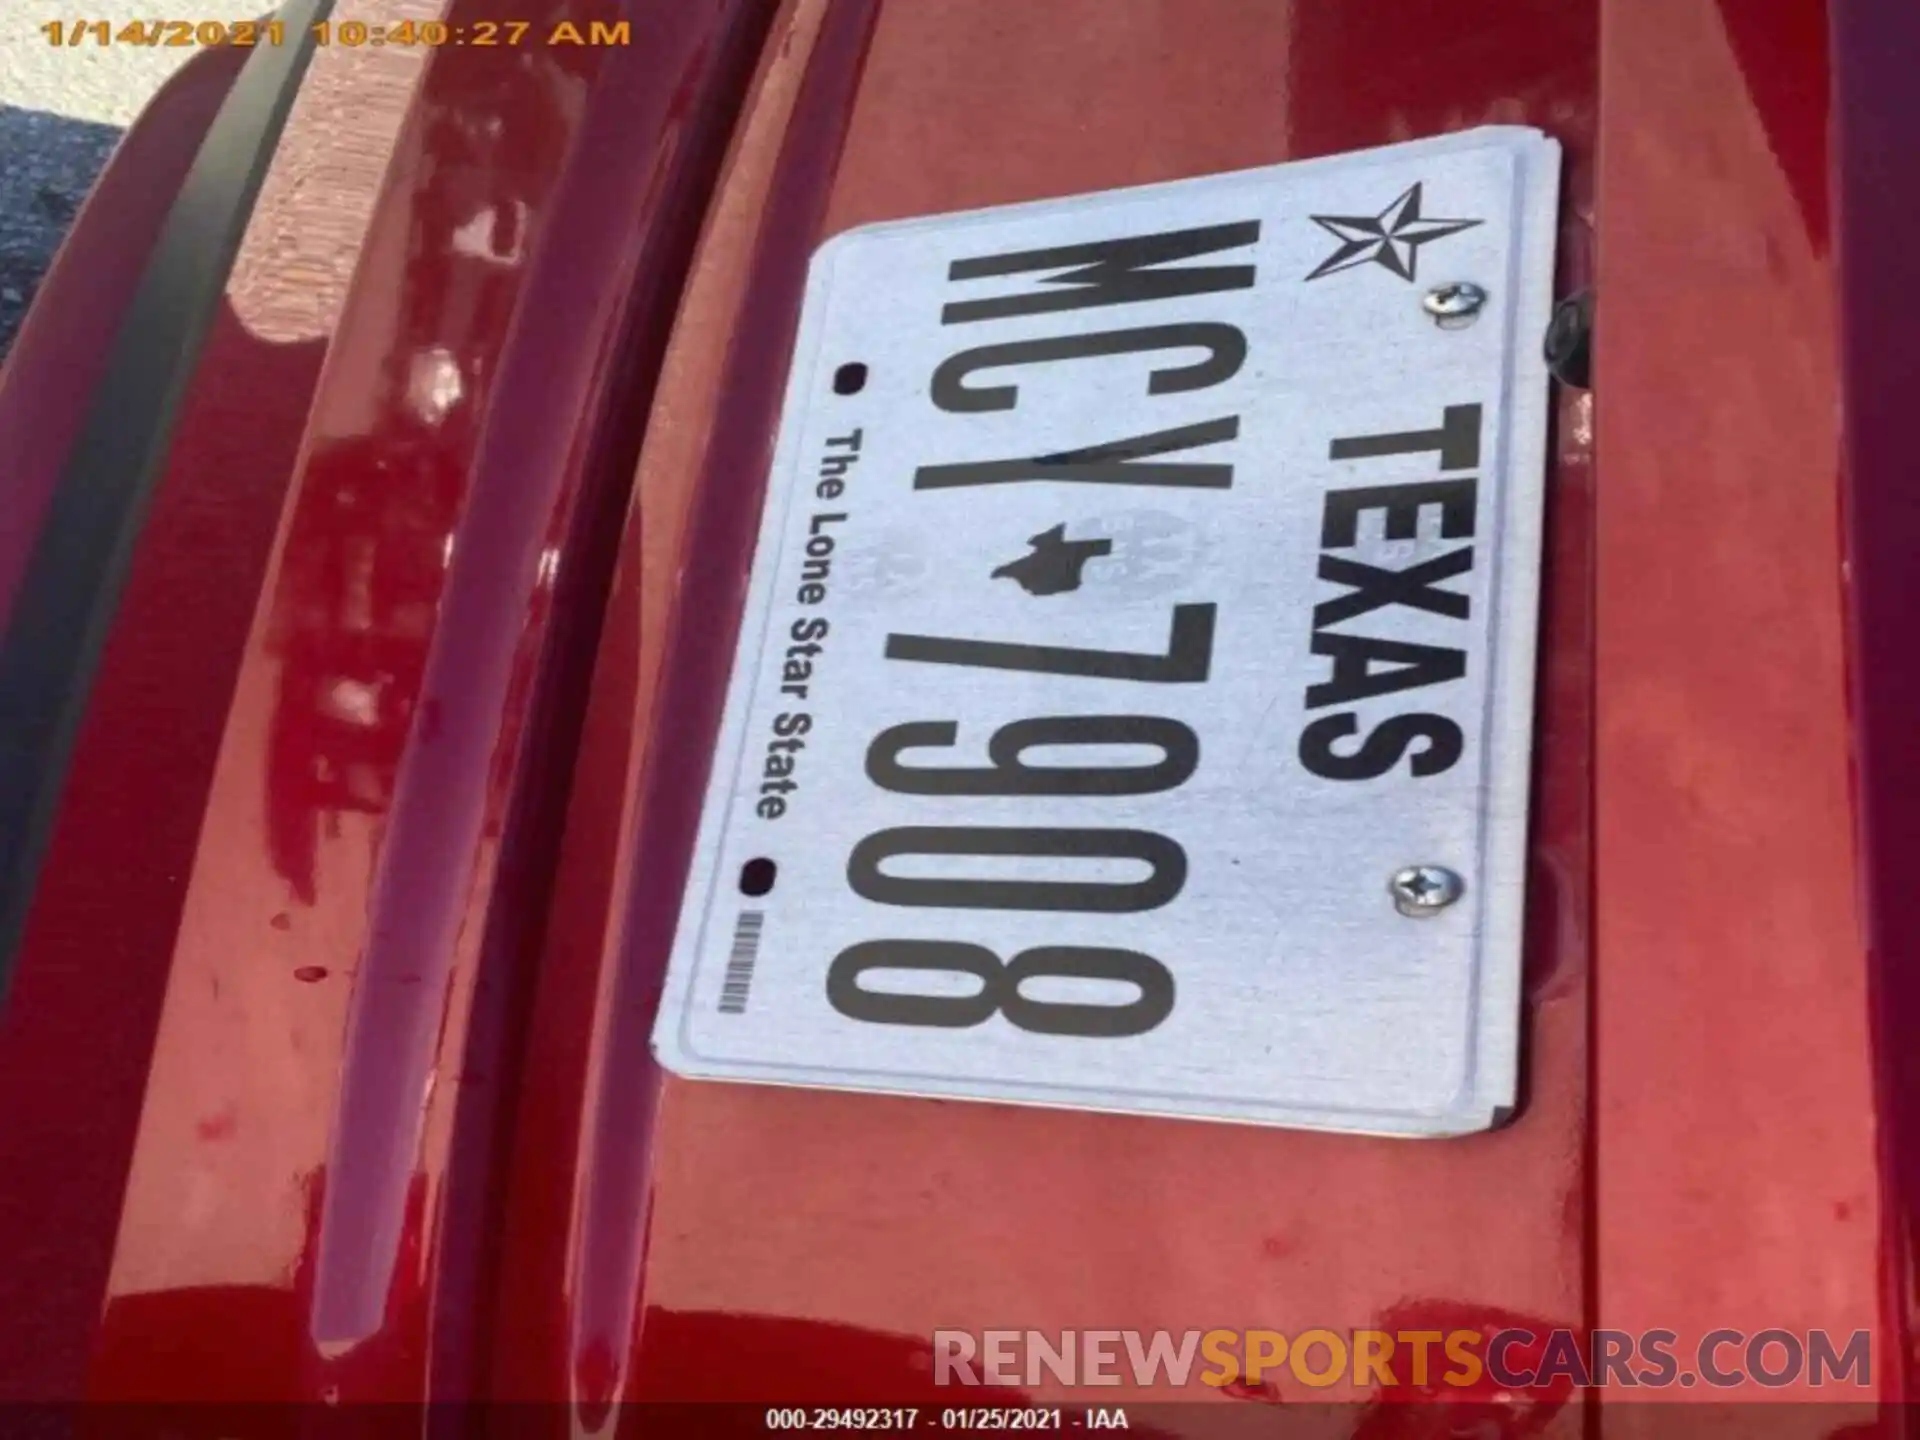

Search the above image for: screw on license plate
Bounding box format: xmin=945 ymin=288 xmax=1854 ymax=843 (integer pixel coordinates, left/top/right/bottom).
xmin=1389 ymin=865 xmax=1464 ymax=916
xmin=1543 ymin=289 xmax=1593 ymax=389
xmin=1421 ymin=281 xmax=1487 ymax=328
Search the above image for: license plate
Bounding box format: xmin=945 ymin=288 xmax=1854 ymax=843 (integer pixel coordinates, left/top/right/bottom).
xmin=652 ymin=128 xmax=1560 ymax=1137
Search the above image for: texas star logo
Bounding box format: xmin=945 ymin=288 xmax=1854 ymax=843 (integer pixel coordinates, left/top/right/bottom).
xmin=991 ymin=523 xmax=1112 ymax=596
xmin=1305 ymin=182 xmax=1482 ymax=282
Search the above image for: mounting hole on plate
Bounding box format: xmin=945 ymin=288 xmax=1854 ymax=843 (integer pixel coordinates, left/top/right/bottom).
xmin=832 ymin=362 xmax=868 ymax=395
xmin=739 ymin=857 xmax=778 ymax=897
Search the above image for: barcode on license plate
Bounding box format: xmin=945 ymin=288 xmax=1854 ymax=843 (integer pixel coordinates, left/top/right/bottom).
xmin=717 ymin=910 xmax=766 ymax=1014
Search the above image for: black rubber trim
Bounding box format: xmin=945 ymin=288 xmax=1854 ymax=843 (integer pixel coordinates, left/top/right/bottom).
xmin=0 ymin=0 xmax=333 ymax=999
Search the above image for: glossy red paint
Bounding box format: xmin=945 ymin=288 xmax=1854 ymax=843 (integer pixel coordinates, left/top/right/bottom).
xmin=69 ymin=0 xmax=771 ymax=1406
xmin=4 ymin=0 xmax=1907 ymax=1423
xmin=498 ymin=0 xmax=1597 ymax=1421
xmin=1592 ymin=0 xmax=1885 ymax=1426
xmin=0 ymin=42 xmax=305 ymax=1402
xmin=1832 ymin=0 xmax=1920 ymax=1412
xmin=482 ymin=0 xmax=875 ymax=1414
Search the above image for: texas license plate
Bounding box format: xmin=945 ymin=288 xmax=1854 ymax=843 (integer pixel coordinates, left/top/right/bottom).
xmin=652 ymin=127 xmax=1561 ymax=1136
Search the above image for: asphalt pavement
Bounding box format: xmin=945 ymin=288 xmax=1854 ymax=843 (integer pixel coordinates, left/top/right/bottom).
xmin=0 ymin=2 xmax=264 ymax=359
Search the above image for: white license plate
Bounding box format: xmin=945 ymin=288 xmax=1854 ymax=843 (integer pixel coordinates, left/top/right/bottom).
xmin=652 ymin=128 xmax=1560 ymax=1137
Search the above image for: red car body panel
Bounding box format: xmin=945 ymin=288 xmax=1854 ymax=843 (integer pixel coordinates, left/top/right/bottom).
xmin=0 ymin=0 xmax=1908 ymax=1430
xmin=574 ymin=0 xmax=1599 ymax=1421
xmin=1593 ymin=0 xmax=1885 ymax=1418
xmin=1835 ymin=0 xmax=1920 ymax=1406
xmin=0 ymin=0 xmax=771 ymax=1405
xmin=0 ymin=38 xmax=308 ymax=1398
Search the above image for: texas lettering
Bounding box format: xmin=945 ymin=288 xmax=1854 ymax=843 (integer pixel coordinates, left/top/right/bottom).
xmin=1298 ymin=403 xmax=1481 ymax=782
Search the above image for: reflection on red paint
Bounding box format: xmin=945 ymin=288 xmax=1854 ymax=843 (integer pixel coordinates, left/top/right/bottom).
xmin=193 ymin=1108 xmax=238 ymax=1143
xmin=92 ymin=1165 xmax=431 ymax=1402
xmin=75 ymin=0 xmax=779 ymax=1408
xmin=1218 ymin=1373 xmax=1284 ymax=1404
xmin=632 ymin=1308 xmax=1053 ymax=1409
xmin=1353 ymin=1304 xmax=1572 ymax=1439
xmin=263 ymin=427 xmax=467 ymax=906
